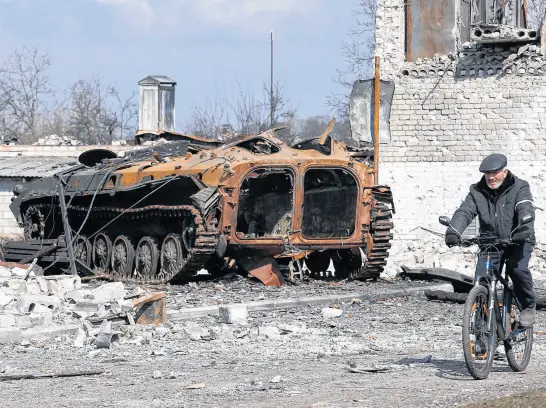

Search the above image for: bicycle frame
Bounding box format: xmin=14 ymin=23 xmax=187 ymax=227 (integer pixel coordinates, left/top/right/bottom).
xmin=474 ymin=246 xmax=525 ymax=345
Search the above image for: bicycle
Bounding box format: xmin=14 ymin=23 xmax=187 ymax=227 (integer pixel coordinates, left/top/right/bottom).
xmin=438 ymin=213 xmax=535 ymax=380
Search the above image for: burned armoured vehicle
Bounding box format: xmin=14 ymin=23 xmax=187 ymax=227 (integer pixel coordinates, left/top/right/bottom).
xmin=2 ymin=119 xmax=394 ymax=285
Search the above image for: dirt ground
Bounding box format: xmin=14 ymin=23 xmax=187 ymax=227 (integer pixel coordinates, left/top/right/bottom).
xmin=1 ymin=278 xmax=545 ymax=408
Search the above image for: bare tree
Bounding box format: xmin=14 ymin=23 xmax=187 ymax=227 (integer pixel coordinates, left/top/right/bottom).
xmin=110 ymin=87 xmax=138 ymax=139
xmin=327 ymin=0 xmax=377 ymax=119
xmin=263 ymin=81 xmax=293 ymax=128
xmin=67 ymin=77 xmax=109 ymax=144
xmin=0 ymin=47 xmax=52 ymax=143
xmin=295 ymin=115 xmax=333 ymax=140
xmin=41 ymin=103 xmax=70 ymax=138
xmin=67 ymin=76 xmax=137 ymax=144
xmin=230 ymin=83 xmax=269 ymax=136
xmin=186 ymin=96 xmax=230 ymax=139
xmin=186 ymin=80 xmax=297 ymax=142
xmin=292 ymin=115 xmax=352 ymax=144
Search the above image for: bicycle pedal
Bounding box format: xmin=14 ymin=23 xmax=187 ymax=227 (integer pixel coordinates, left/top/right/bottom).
xmin=494 ymin=355 xmax=505 ymax=361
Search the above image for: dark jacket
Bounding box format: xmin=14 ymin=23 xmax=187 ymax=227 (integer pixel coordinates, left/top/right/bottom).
xmin=449 ymin=171 xmax=536 ymax=244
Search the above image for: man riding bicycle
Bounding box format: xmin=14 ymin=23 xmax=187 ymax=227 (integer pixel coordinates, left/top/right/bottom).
xmin=444 ymin=153 xmax=536 ymax=327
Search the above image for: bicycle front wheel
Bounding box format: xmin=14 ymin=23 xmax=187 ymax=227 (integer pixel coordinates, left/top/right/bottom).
xmin=504 ymin=290 xmax=533 ymax=372
xmin=462 ymin=285 xmax=497 ymax=380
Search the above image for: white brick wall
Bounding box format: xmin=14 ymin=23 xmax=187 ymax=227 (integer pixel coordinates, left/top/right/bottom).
xmin=381 ymin=75 xmax=546 ymax=162
xmin=381 ymin=162 xmax=546 ymax=277
xmin=375 ymin=0 xmax=546 ymax=278
xmin=0 ymin=178 xmax=23 ymax=237
xmin=375 ymin=0 xmax=405 ymax=80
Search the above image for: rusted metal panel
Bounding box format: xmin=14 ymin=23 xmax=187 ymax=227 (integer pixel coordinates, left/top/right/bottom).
xmin=460 ymin=0 xmax=472 ymax=44
xmin=238 ymin=255 xmax=284 ymax=286
xmin=133 ymin=293 xmax=167 ymax=325
xmin=348 ymin=79 xmax=394 ymax=145
xmin=405 ymin=0 xmax=457 ymax=61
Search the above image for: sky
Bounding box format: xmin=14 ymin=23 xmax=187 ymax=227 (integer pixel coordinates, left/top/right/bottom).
xmin=0 ymin=0 xmax=368 ymax=130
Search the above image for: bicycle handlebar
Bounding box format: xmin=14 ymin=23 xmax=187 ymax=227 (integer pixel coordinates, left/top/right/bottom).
xmin=451 ymin=236 xmax=513 ymax=249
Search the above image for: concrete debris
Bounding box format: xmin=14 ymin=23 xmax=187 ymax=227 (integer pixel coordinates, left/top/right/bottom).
xmin=218 ymin=304 xmax=248 ymax=325
xmin=278 ymin=322 xmax=307 ymax=334
xmin=90 ymin=282 xmax=126 ymax=303
xmin=391 ymin=240 xmax=546 ymax=283
xmin=185 ymin=382 xmax=206 ymax=389
xmin=400 ymin=43 xmax=546 ymax=78
xmin=142 ymin=137 xmax=169 ymax=146
xmin=322 ymin=308 xmax=343 ymax=319
xmin=0 ymin=275 xmax=545 ymax=407
xmin=471 ymin=24 xmax=538 ymax=44
xmin=0 ymin=262 xmax=166 ymax=346
xmin=32 ymin=134 xmax=82 ymax=146
xmin=73 ymin=328 xmax=86 ymax=348
xmin=94 ymin=320 xmax=115 ymax=348
xmin=258 ymin=326 xmax=281 ymax=338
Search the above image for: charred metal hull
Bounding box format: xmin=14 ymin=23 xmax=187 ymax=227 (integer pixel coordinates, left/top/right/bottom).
xmin=6 ymin=124 xmax=395 ymax=285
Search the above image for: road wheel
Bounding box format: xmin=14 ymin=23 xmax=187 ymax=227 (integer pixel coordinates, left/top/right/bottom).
xmin=93 ymin=233 xmax=112 ymax=272
xmin=160 ymin=233 xmax=186 ymax=281
xmin=111 ymin=235 xmax=135 ymax=279
xmin=135 ymin=236 xmax=160 ymax=281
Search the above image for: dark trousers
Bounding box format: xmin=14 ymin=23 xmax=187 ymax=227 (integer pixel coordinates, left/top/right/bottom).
xmin=503 ymin=243 xmax=536 ymax=310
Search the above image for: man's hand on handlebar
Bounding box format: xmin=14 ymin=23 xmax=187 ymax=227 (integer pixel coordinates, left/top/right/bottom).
xmin=512 ymin=229 xmax=530 ymax=245
xmin=445 ymin=232 xmax=460 ymax=247
xmin=446 ymin=235 xmax=514 ymax=250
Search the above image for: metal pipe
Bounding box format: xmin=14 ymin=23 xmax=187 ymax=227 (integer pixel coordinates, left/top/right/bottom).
xmin=522 ymin=0 xmax=528 ymax=28
xmin=270 ymin=30 xmax=274 ymax=128
xmin=373 ymin=56 xmax=381 ymax=185
xmin=56 ymin=178 xmax=77 ymax=275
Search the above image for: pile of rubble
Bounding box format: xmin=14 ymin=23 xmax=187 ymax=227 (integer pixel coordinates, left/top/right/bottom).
xmin=32 ymin=134 xmax=82 ymax=146
xmin=388 ymin=240 xmax=546 ymax=280
xmin=399 ymin=42 xmax=546 ymax=78
xmin=0 ymin=261 xmax=165 ymax=347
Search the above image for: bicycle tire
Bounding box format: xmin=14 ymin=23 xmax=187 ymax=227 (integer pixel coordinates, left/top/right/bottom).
xmin=462 ymin=285 xmax=497 ymax=380
xmin=504 ymin=290 xmax=533 ymax=372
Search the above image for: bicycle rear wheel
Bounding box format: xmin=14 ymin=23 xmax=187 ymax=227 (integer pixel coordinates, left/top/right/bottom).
xmin=462 ymin=285 xmax=497 ymax=380
xmin=504 ymin=290 xmax=533 ymax=372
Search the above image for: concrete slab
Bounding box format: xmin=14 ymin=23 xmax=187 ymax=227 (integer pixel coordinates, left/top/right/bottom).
xmin=21 ymin=324 xmax=81 ymax=343
xmin=167 ymin=283 xmax=454 ymax=322
xmin=0 ymin=314 xmax=15 ymax=328
xmin=0 ymin=327 xmax=21 ymax=344
xmin=16 ymin=294 xmax=62 ymax=313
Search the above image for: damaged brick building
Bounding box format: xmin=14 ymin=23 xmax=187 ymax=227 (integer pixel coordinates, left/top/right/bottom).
xmin=374 ymin=0 xmax=546 ymax=276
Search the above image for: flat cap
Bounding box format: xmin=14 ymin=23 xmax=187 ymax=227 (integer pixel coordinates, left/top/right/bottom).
xmin=479 ymin=153 xmax=507 ymax=173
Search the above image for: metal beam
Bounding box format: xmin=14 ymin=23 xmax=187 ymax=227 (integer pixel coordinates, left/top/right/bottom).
xmin=56 ymin=176 xmax=77 ymax=275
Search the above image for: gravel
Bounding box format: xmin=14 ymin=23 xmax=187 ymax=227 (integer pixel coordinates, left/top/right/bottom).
xmin=0 ymin=277 xmax=545 ymax=407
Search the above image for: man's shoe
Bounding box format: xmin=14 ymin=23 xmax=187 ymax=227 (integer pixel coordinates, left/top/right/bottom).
xmin=519 ymin=306 xmax=536 ymax=328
